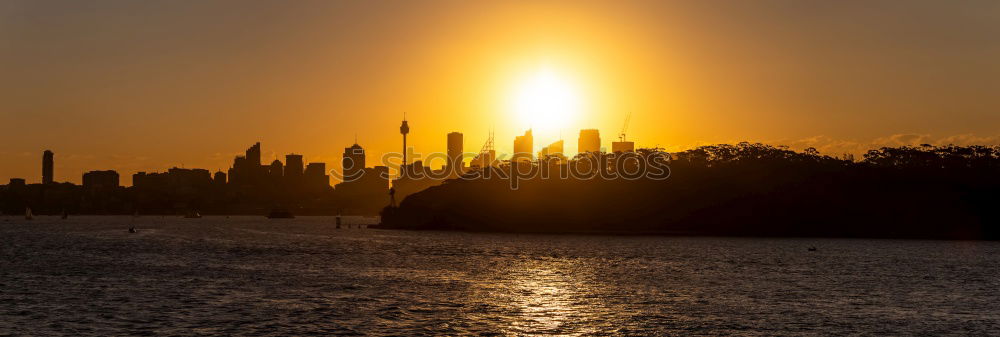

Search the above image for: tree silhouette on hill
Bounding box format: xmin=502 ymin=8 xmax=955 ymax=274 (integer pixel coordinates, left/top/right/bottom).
xmin=380 ymin=143 xmax=1000 ymax=240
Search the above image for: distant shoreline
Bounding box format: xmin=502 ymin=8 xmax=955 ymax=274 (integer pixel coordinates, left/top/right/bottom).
xmin=368 ymin=224 xmax=1000 ymax=241
xmin=1 ymin=213 xmax=381 ymax=217
xmin=3 ymin=215 xmax=995 ymax=241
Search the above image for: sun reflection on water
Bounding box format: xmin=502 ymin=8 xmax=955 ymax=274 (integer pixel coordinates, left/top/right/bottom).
xmin=501 ymin=260 xmax=606 ymax=336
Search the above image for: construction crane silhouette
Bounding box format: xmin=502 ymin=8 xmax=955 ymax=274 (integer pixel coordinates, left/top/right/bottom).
xmin=480 ymin=128 xmax=494 ymax=154
xmin=618 ymin=112 xmax=631 ymax=142
xmin=472 ymin=128 xmax=496 ymax=168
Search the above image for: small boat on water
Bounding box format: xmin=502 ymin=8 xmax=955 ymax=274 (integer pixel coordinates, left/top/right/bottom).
xmin=25 ymin=207 xmax=33 ymax=220
xmin=128 ymin=226 xmax=137 ymax=233
xmin=61 ymin=209 xmax=68 ymax=219
xmin=808 ymin=247 xmax=817 ymax=251
xmin=184 ymin=211 xmax=202 ymax=218
xmin=267 ymin=209 xmax=295 ymax=219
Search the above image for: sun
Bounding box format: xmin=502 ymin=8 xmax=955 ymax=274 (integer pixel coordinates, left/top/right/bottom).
xmin=511 ymin=69 xmax=581 ymax=131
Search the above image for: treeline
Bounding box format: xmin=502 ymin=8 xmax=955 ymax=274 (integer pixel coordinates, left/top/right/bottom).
xmin=379 ymin=143 xmax=1000 ymax=240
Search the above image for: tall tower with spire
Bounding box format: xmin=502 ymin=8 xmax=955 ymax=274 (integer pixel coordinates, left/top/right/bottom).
xmin=399 ymin=113 xmax=410 ymax=167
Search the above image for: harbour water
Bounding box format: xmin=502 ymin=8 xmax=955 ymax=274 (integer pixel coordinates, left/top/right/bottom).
xmin=1 ymin=216 xmax=998 ymax=335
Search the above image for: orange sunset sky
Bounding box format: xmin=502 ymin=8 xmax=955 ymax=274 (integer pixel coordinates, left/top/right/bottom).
xmin=2 ymin=0 xmax=999 ymax=184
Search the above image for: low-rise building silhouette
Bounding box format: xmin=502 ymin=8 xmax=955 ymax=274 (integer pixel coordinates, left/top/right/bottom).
xmin=82 ymin=170 xmax=119 ymax=190
xmin=213 ymin=170 xmax=227 ymax=185
xmin=539 ymin=140 xmax=565 ymax=161
xmin=612 ymin=140 xmax=635 ymax=153
xmin=8 ymin=178 xmax=26 ymax=188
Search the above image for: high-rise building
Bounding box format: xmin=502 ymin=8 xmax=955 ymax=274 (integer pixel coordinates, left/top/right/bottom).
xmin=285 ymin=154 xmax=304 ymax=179
xmin=447 ymin=132 xmax=464 ymax=175
xmin=42 ymin=150 xmax=54 ymax=184
xmin=342 ymin=143 xmax=365 ymax=182
xmin=513 ymin=129 xmax=533 ymax=163
xmin=269 ymin=160 xmax=284 ymax=180
xmin=246 ymin=142 xmax=261 ymax=166
xmin=304 ymin=162 xmax=329 ymax=188
xmin=228 ymin=156 xmax=245 ymax=185
xmin=228 ymin=142 xmax=265 ymax=185
xmin=578 ymin=129 xmax=601 ymax=153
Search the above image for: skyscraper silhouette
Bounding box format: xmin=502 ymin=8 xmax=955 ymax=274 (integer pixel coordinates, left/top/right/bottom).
xmin=304 ymin=162 xmax=329 ymax=189
xmin=42 ymin=150 xmax=53 ymax=184
xmin=229 ymin=142 xmax=264 ymax=185
xmin=343 ymin=143 xmax=365 ymax=182
xmin=578 ymin=129 xmax=601 ymax=153
xmin=285 ymin=154 xmax=304 ymax=179
xmin=447 ymin=132 xmax=463 ymax=176
xmin=513 ymin=129 xmax=533 ymax=163
xmin=246 ymin=142 xmax=261 ymax=166
xmin=269 ymin=159 xmax=284 ymax=180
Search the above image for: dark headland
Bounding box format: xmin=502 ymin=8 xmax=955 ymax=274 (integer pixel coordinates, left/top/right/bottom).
xmin=379 ymin=143 xmax=1000 ymax=240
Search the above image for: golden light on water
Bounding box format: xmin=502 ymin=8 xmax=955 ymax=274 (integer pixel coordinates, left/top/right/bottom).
xmin=500 ymin=260 xmax=611 ymax=335
xmin=510 ymin=266 xmax=576 ymax=333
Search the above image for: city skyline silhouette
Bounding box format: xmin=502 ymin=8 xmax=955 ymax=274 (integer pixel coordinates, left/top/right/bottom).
xmin=3 ymin=1 xmax=1000 ymax=185
xmin=2 ymin=1 xmax=1000 ymax=336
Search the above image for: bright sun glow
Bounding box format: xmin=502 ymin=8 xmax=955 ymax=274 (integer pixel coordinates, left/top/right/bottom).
xmin=512 ymin=69 xmax=581 ymax=131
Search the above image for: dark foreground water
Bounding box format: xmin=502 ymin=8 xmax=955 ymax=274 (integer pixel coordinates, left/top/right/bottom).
xmin=1 ymin=216 xmax=998 ymax=336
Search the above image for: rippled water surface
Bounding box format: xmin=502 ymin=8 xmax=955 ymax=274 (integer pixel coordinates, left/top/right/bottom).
xmin=1 ymin=216 xmax=998 ymax=336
